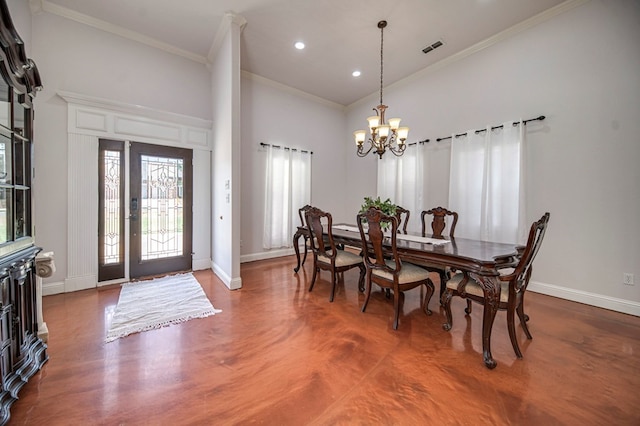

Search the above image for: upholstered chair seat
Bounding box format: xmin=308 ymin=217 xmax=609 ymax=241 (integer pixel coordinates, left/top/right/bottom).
xmin=373 ymin=260 xmax=432 ymax=284
xmin=446 ymin=273 xmax=510 ymax=303
xmin=317 ymin=250 xmax=362 ymax=268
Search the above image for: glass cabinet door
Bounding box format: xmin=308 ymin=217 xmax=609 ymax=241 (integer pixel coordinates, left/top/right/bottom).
xmin=0 ymin=79 xmax=9 ymax=129
xmin=0 ymin=88 xmax=34 ymax=255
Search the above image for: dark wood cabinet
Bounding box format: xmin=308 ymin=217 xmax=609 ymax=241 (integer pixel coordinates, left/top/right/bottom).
xmin=0 ymin=247 xmax=47 ymax=423
xmin=0 ymin=1 xmax=48 ymax=424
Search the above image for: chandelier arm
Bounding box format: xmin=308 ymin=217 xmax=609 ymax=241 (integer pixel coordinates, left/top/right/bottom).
xmin=357 ymin=140 xmax=375 ymax=157
xmin=388 ymin=144 xmax=407 ymax=157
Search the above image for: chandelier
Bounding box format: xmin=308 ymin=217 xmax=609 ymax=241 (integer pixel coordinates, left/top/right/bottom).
xmin=354 ymin=20 xmax=409 ymax=159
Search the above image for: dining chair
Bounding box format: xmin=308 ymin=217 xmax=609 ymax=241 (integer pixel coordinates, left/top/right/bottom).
xmin=305 ymin=206 xmax=365 ymax=302
xmin=297 ymin=204 xmax=313 ymax=268
xmin=417 ymin=207 xmax=459 ymax=300
xmin=357 ymin=206 xmax=435 ymax=330
xmin=441 ymin=212 xmax=550 ymax=358
xmin=395 ymin=206 xmax=410 ymax=234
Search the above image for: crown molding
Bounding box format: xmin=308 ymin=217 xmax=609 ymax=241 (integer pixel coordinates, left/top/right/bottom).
xmin=28 ymin=0 xmax=43 ymax=14
xmin=347 ymin=0 xmax=591 ymax=110
xmin=36 ymin=0 xmax=207 ymax=64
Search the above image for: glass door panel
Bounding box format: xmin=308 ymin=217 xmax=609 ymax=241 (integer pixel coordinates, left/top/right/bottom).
xmin=0 ymin=132 xmax=10 ymax=186
xmin=98 ymin=140 xmax=125 ymax=282
xmin=0 ymin=189 xmax=10 ymax=244
xmin=129 ymin=142 xmax=192 ymax=279
xmin=14 ymin=189 xmax=28 ymax=239
xmin=140 ymin=155 xmax=184 ymax=261
xmin=0 ymin=79 xmax=9 ymax=129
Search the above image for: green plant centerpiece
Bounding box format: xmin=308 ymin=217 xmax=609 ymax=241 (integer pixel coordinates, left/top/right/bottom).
xmin=359 ymin=196 xmax=397 ymax=231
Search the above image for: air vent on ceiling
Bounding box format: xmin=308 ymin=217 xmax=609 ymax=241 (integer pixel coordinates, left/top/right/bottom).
xmin=422 ymin=40 xmax=443 ymax=54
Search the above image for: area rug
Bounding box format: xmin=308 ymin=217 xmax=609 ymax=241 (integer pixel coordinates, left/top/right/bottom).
xmin=106 ymin=273 xmax=222 ymax=342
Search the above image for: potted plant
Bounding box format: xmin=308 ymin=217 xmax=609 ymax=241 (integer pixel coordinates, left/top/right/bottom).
xmin=359 ymin=196 xmax=397 ymax=231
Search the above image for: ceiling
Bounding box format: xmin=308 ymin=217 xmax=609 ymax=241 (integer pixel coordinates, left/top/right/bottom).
xmin=39 ymin=0 xmax=568 ymax=106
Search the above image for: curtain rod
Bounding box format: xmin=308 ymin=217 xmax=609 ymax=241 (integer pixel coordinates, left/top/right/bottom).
xmin=434 ymin=115 xmax=545 ymax=142
xmin=259 ymin=142 xmax=313 ymax=155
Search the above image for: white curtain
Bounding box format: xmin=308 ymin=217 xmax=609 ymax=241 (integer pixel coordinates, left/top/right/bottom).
xmin=263 ymin=145 xmax=311 ymax=249
xmin=377 ymin=143 xmax=435 ymax=234
xmin=448 ymin=121 xmax=526 ymax=244
xmin=377 ymin=141 xmax=455 ymax=234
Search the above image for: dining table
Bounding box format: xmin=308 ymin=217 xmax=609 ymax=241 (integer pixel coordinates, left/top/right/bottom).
xmin=293 ymin=223 xmax=520 ymax=369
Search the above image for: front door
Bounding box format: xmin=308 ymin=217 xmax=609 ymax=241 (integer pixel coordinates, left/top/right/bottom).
xmin=129 ymin=142 xmax=193 ymax=278
xmin=98 ymin=140 xmax=193 ymax=281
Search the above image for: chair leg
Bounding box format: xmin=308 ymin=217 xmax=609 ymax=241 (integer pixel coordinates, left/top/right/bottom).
xmin=309 ymin=263 xmax=318 ymax=292
xmin=329 ymin=270 xmax=337 ymax=302
xmin=517 ymin=297 xmax=533 ymax=339
xmin=301 ymin=240 xmax=308 ymax=267
xmin=507 ymin=303 xmax=523 ymax=358
xmin=423 ymin=279 xmax=434 ymax=316
xmin=392 ymin=287 xmax=401 ymax=330
xmin=361 ymin=271 xmax=372 ymax=312
xmin=358 ymin=264 xmax=366 ymax=292
xmin=441 ymin=289 xmax=454 ymax=331
xmin=465 ymin=300 xmax=472 ymax=315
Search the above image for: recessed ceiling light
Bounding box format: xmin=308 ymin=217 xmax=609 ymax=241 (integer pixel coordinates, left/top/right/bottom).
xmin=352 ymin=70 xmax=361 ymax=77
xmin=294 ymin=41 xmax=305 ymax=50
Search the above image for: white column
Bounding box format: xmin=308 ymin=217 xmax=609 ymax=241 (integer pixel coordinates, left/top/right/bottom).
xmin=35 ymin=251 xmax=56 ymax=342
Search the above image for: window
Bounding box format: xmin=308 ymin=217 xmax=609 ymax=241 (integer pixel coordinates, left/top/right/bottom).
xmin=263 ymin=145 xmax=311 ymax=249
xmin=0 ymin=77 xmax=34 ymax=256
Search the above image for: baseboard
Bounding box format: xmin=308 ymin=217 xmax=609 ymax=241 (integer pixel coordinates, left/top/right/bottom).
xmin=65 ymin=274 xmax=97 ymax=292
xmin=528 ymin=280 xmax=640 ymax=317
xmin=42 ymin=281 xmax=65 ymax=296
xmin=211 ymin=261 xmax=242 ymax=290
xmin=240 ymin=248 xmax=295 ymax=263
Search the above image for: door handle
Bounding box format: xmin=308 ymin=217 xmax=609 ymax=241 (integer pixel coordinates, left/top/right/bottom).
xmin=130 ymin=197 xmax=138 ymax=220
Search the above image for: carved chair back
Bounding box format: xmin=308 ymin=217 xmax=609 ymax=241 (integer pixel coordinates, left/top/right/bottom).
xmin=504 ymin=212 xmax=550 ymax=294
xmin=298 ymin=204 xmax=312 ymax=227
xmin=421 ymin=207 xmax=459 ymax=239
xmin=357 ymin=207 xmax=401 ymax=276
xmin=395 ymin=206 xmax=410 ymax=234
xmin=305 ymin=207 xmax=337 ymax=260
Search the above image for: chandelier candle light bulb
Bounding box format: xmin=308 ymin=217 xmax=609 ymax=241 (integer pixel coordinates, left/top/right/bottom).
xmin=354 ymin=20 xmax=409 ymax=158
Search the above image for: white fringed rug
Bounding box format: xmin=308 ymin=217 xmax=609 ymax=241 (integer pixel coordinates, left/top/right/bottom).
xmin=106 ymin=273 xmax=222 ymax=342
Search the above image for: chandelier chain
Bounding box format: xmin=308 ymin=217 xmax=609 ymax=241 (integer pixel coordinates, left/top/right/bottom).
xmin=379 ymin=23 xmax=384 ymax=106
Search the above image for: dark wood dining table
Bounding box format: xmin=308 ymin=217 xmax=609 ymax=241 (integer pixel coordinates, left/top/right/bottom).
xmin=293 ymin=223 xmax=520 ymax=369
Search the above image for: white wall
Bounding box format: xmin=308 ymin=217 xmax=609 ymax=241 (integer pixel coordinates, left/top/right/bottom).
xmin=8 ymin=0 xmax=31 ymax=49
xmin=29 ymin=10 xmax=212 ymax=287
xmin=240 ymin=75 xmax=347 ymax=259
xmin=345 ymin=0 xmax=640 ymax=312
